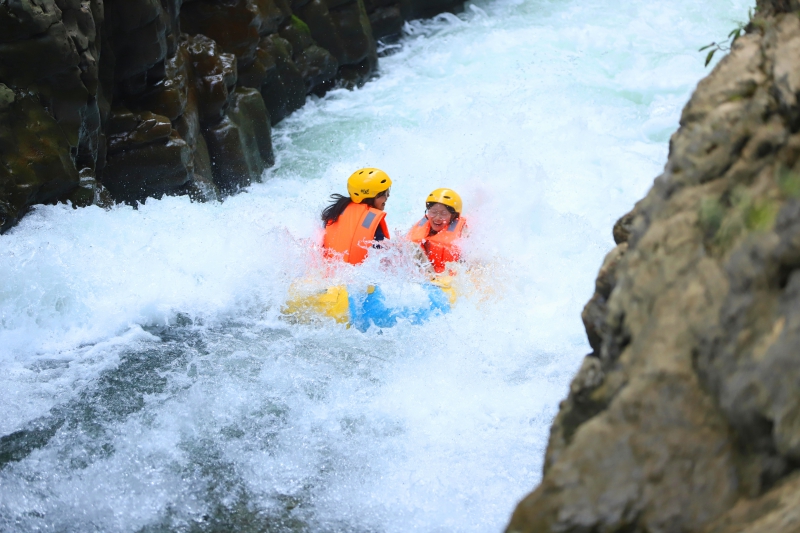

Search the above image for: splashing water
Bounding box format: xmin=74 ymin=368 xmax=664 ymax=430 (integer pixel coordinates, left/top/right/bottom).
xmin=0 ymin=0 xmax=752 ymax=531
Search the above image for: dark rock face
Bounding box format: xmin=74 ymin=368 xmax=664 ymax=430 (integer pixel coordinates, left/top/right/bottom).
xmin=0 ymin=0 xmax=466 ymax=232
xmin=0 ymin=85 xmax=79 ymax=228
xmin=508 ymin=3 xmax=800 ymax=533
xmin=205 ymin=87 xmax=275 ymax=192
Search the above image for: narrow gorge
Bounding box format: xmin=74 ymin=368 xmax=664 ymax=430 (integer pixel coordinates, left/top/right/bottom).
xmin=2 ymin=0 xmax=783 ymax=531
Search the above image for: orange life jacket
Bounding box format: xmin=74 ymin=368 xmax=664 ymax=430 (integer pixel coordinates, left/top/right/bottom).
xmin=407 ymin=216 xmax=467 ymax=273
xmin=322 ymin=202 xmax=390 ymax=265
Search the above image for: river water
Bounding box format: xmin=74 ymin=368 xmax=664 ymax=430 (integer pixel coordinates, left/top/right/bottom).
xmin=0 ymin=0 xmax=751 ymax=531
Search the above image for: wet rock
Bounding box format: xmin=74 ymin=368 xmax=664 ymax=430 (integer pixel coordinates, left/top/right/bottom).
xmin=368 ymin=6 xmax=404 ymax=40
xmin=105 ymin=0 xmax=169 ymax=92
xmin=238 ymin=40 xmax=278 ymax=90
xmin=279 ymin=16 xmax=338 ymax=90
xmin=296 ymin=0 xmax=377 ymax=85
xmin=180 ymin=0 xmax=262 ymax=69
xmin=258 ymin=34 xmax=307 ymax=123
xmin=204 ymin=87 xmax=274 ymax=193
xmin=407 ymin=0 xmax=462 ymax=19
xmin=101 ymin=132 xmax=192 ymax=203
xmin=129 ymin=46 xmax=189 ymax=121
xmin=0 ymin=86 xmax=79 ymax=232
xmin=174 ymin=54 xmax=218 ymax=201
xmin=101 ymin=108 xmax=191 ymax=202
xmin=508 ymin=10 xmax=800 ymax=533
xmin=160 ymin=0 xmax=183 ymax=56
xmin=61 ymin=168 xmax=111 ymax=208
xmin=0 ymin=0 xmax=468 ymax=228
xmin=183 ymin=34 xmax=238 ymax=125
xmin=254 ymin=0 xmax=294 ymax=34
xmin=0 ymin=0 xmax=63 ymax=42
xmin=106 ymin=108 xmax=173 ymax=153
xmin=0 ymin=0 xmax=102 ymax=169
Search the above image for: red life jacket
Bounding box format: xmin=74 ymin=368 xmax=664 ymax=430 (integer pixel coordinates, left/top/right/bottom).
xmin=322 ymin=202 xmax=390 ymax=265
xmin=406 ymin=216 xmax=467 ymax=273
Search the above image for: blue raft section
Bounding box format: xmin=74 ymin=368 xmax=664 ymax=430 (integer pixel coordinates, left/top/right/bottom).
xmin=348 ymin=284 xmax=452 ymax=331
xmin=282 ymin=279 xmax=455 ymax=331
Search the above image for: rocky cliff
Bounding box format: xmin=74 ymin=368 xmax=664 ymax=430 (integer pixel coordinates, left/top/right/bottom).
xmin=506 ymin=2 xmax=800 ymax=532
xmin=0 ymin=0 xmax=463 ymax=232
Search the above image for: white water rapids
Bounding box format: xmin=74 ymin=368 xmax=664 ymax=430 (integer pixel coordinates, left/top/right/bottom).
xmin=1 ymin=0 xmax=751 ymax=531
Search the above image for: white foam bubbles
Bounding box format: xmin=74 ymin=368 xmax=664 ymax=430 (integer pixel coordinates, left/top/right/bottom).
xmin=0 ymin=0 xmax=753 ymax=530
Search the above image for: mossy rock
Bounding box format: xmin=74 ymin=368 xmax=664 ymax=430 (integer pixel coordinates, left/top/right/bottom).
xmin=0 ymin=85 xmax=78 ymax=232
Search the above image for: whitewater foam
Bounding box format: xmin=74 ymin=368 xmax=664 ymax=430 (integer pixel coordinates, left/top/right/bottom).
xmin=0 ymin=0 xmax=753 ymax=530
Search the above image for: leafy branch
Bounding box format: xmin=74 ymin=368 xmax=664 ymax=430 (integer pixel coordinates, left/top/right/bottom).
xmin=699 ymin=9 xmax=752 ymax=67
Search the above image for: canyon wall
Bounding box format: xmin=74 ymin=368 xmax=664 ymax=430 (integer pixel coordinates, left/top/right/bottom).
xmin=0 ymin=0 xmax=463 ymax=232
xmin=507 ymin=2 xmax=800 ymax=532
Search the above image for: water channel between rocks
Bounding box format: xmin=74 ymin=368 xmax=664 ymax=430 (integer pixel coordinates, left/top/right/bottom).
xmin=0 ymin=0 xmax=752 ymax=530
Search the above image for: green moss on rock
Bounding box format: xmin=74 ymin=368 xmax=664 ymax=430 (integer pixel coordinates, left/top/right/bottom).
xmin=0 ymin=85 xmax=78 ymax=232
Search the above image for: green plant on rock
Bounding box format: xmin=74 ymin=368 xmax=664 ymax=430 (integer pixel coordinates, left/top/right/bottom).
xmin=777 ymin=164 xmax=800 ymax=198
xmin=744 ymin=198 xmax=778 ymax=232
xmin=699 ymin=196 xmax=725 ymax=240
xmin=699 ymin=185 xmax=778 ymax=254
xmin=714 ymin=197 xmax=745 ymax=251
xmin=699 ymin=8 xmax=752 ymax=66
xmin=291 ymin=15 xmax=311 ymax=36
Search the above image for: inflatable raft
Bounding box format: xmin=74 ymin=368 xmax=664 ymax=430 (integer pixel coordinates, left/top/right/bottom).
xmin=282 ymin=276 xmax=457 ymax=331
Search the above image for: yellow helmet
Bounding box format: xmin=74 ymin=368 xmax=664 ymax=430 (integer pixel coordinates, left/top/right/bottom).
xmin=347 ymin=168 xmax=392 ymax=203
xmin=426 ymin=188 xmax=462 ymax=214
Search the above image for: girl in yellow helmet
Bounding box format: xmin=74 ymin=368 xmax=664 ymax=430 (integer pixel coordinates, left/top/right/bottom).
xmin=321 ymin=168 xmax=392 ymax=265
xmin=406 ymin=188 xmax=467 ymax=274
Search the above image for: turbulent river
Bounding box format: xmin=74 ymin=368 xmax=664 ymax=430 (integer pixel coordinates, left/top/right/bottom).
xmin=1 ymin=0 xmax=751 ymax=531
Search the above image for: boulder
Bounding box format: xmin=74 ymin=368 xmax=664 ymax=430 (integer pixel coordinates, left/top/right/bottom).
xmin=296 ymin=0 xmax=377 ymax=85
xmin=368 ymin=6 xmax=404 ymax=41
xmin=0 ymin=85 xmax=79 ymax=232
xmin=101 ymin=108 xmax=192 ymax=202
xmin=204 ymin=87 xmax=274 ymax=193
xmin=174 ymin=45 xmax=218 ymax=201
xmin=105 ymin=0 xmax=169 ymax=93
xmin=180 ymin=0 xmax=262 ymax=69
xmin=258 ymin=34 xmax=307 ymax=123
xmin=508 ymin=11 xmax=800 ymax=533
xmin=129 ymin=46 xmax=190 ymax=121
xmin=0 ymin=0 xmax=103 ymax=173
xmin=278 ymin=16 xmax=338 ymax=91
xmin=183 ymin=34 xmax=238 ymax=125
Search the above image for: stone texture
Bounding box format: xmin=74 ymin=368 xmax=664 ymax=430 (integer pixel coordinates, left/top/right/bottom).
xmin=278 ymin=16 xmax=338 ymax=91
xmin=508 ymin=8 xmax=800 ymax=533
xmin=102 ymin=108 xmax=192 ymax=202
xmin=204 ymin=87 xmax=274 ymax=193
xmin=368 ymin=5 xmax=404 ymax=40
xmin=183 ymin=34 xmax=238 ymax=125
xmin=180 ymin=0 xmax=264 ymax=69
xmin=702 ymin=472 xmax=800 ymax=533
xmin=258 ymin=34 xmax=308 ymax=123
xmin=0 ymin=0 xmax=467 ymax=231
xmin=105 ymin=0 xmax=169 ymax=93
xmin=296 ymin=0 xmax=377 ymax=86
xmin=0 ymin=85 xmax=79 ymax=231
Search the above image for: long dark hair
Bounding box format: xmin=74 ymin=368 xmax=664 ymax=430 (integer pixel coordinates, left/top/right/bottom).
xmin=321 ymin=194 xmax=381 ymax=225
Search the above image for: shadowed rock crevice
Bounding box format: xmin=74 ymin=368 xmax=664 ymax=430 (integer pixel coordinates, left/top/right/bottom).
xmin=508 ymin=4 xmax=800 ymax=533
xmin=0 ymin=0 xmax=466 ymax=232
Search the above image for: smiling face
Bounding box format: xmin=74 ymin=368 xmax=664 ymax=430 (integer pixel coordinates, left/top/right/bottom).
xmin=426 ymin=203 xmax=454 ymax=232
xmin=372 ymin=188 xmax=390 ymax=210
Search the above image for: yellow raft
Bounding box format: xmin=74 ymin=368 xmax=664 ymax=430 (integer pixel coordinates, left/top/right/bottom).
xmin=283 ymin=276 xmax=458 ymax=331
